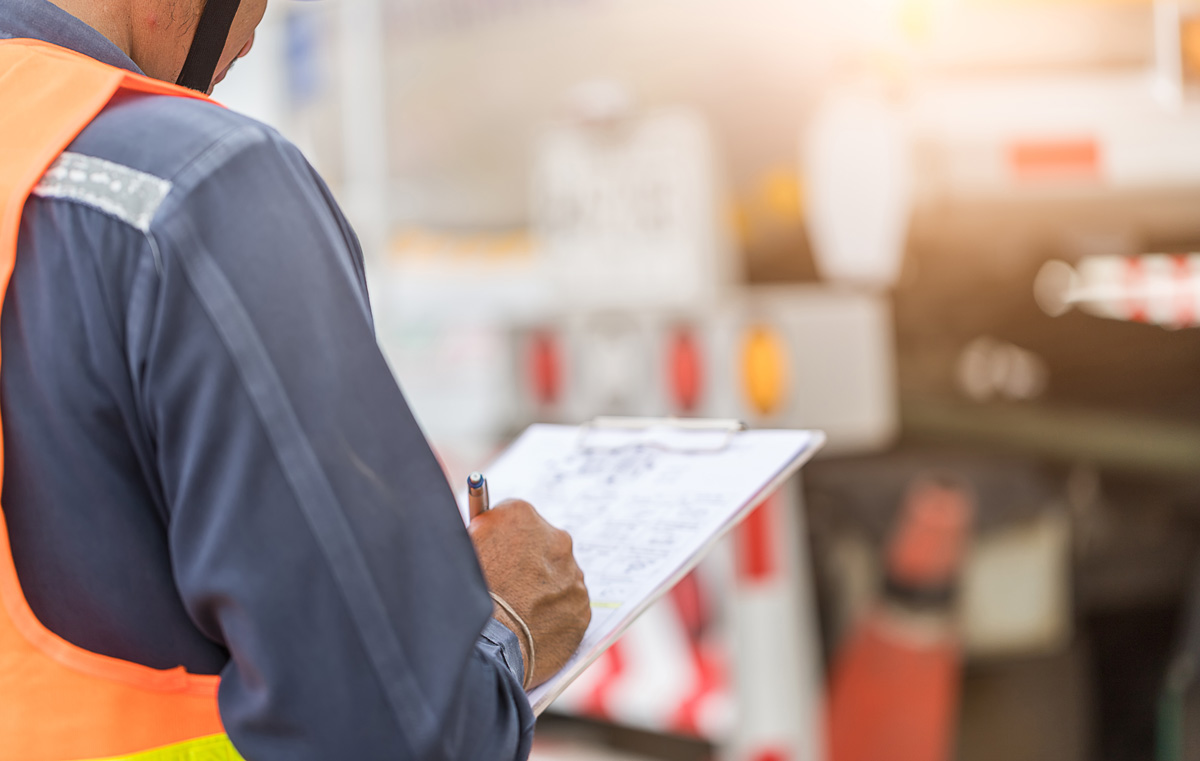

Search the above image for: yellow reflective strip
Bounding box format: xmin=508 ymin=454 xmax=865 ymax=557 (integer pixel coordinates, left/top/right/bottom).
xmin=88 ymin=734 xmax=243 ymax=761
xmin=741 ymin=325 xmax=789 ymax=416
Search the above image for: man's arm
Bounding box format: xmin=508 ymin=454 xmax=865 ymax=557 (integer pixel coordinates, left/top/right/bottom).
xmin=134 ymin=123 xmax=535 ymax=760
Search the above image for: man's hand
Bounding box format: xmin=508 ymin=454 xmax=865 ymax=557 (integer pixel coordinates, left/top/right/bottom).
xmin=468 ymin=499 xmax=591 ymax=689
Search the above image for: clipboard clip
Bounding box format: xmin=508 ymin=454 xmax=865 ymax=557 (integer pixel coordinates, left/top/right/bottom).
xmin=578 ymin=417 xmax=748 ymax=454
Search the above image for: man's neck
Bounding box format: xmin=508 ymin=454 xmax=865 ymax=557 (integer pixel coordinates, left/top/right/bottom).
xmin=45 ymin=0 xmax=133 ymax=59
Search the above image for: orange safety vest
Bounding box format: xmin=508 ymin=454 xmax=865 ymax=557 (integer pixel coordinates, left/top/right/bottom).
xmin=0 ymin=38 xmax=243 ymax=761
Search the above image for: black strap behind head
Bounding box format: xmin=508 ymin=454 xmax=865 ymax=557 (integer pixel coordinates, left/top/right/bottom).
xmin=176 ymin=0 xmax=243 ymax=92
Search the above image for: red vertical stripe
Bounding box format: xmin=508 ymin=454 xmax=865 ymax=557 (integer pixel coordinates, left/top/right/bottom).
xmin=737 ymin=494 xmax=779 ymax=583
xmin=1174 ymin=255 xmax=1194 ymax=328
xmin=1125 ymin=257 xmax=1148 ymax=323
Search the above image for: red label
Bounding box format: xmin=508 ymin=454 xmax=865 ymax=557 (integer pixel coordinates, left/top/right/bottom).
xmin=1009 ymin=139 xmax=1100 ymax=182
xmin=529 ymin=331 xmax=561 ymax=406
xmin=669 ymin=329 xmax=703 ymax=413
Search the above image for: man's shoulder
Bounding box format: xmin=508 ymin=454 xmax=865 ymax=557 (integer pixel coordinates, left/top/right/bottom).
xmin=42 ymin=89 xmax=326 ymax=239
xmin=68 ymin=90 xmax=295 ymax=195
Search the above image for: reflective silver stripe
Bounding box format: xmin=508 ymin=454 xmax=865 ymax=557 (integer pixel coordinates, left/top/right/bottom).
xmin=33 ymin=152 xmax=172 ymax=233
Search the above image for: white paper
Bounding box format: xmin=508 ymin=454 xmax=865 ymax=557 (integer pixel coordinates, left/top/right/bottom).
xmin=462 ymin=423 xmax=824 ymax=714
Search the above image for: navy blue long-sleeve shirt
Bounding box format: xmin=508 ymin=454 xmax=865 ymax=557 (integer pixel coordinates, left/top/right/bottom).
xmin=0 ymin=1 xmax=534 ymax=757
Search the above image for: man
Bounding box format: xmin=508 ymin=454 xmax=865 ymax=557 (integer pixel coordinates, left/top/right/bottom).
xmin=0 ymin=0 xmax=590 ymax=757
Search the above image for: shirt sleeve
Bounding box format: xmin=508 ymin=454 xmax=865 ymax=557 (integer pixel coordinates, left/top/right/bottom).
xmin=132 ymin=123 xmax=534 ymax=761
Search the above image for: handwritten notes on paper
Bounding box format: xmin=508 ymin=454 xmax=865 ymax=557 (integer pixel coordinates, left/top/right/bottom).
xmin=465 ymin=423 xmax=823 ymax=713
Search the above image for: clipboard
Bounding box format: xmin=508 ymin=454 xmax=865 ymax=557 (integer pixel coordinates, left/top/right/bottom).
xmin=463 ymin=418 xmax=825 ymax=714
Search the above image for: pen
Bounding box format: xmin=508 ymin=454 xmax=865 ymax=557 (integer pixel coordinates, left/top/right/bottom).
xmin=467 ymin=472 xmax=490 ymax=519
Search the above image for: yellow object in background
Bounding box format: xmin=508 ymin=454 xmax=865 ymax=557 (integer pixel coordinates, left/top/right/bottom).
xmin=729 ymin=167 xmax=805 ymax=246
xmin=389 ymin=227 xmax=533 ymax=261
xmin=956 ymin=0 xmax=1152 ymax=5
xmin=899 ymin=0 xmax=936 ymax=40
xmin=741 ymin=326 xmax=789 ymax=416
xmin=762 ymin=170 xmax=804 ymax=222
xmin=1181 ymin=14 xmax=1200 ymax=82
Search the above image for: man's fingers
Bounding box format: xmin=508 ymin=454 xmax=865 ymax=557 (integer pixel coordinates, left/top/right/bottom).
xmin=469 ymin=495 xmax=591 ymax=686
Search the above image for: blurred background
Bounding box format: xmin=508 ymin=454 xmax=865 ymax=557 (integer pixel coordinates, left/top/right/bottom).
xmin=220 ymin=1 xmax=1200 ymax=759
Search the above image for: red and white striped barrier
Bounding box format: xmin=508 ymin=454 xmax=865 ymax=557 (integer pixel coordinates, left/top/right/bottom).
xmin=549 ymin=560 xmax=735 ymax=741
xmin=1036 ymin=254 xmax=1200 ymax=329
xmin=547 ymin=481 xmax=825 ymax=761
xmin=724 ymin=483 xmax=826 ymax=761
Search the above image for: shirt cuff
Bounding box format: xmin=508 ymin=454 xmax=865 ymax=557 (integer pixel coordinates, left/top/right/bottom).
xmin=480 ymin=617 xmax=526 ymax=687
